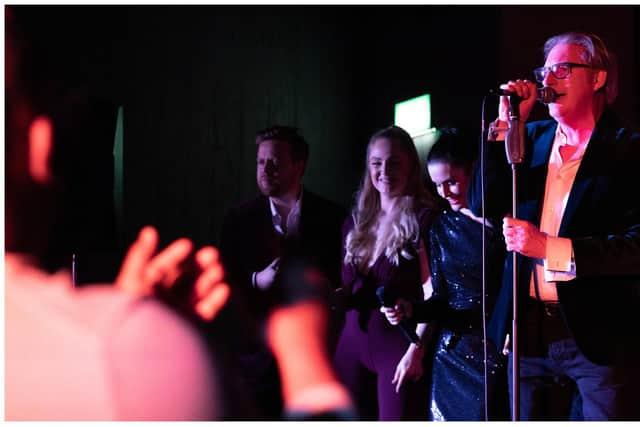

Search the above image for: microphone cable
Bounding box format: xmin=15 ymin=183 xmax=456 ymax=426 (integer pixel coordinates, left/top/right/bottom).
xmin=479 ymin=94 xmax=490 ymax=422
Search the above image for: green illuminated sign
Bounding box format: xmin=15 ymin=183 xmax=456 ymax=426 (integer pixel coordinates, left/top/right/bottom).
xmin=394 ymin=94 xmax=431 ymax=137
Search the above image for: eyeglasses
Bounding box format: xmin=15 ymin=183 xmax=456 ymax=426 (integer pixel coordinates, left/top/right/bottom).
xmin=533 ymin=62 xmax=592 ymax=83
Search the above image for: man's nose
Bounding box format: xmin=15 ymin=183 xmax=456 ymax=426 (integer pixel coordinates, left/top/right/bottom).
xmin=264 ymin=161 xmax=276 ymax=174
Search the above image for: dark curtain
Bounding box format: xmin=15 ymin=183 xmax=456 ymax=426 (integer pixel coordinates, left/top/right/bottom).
xmin=9 ymin=5 xmax=639 ymax=283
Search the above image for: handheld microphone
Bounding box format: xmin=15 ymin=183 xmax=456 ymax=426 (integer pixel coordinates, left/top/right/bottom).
xmin=505 ymin=95 xmax=525 ymax=164
xmin=488 ymin=87 xmax=557 ymax=164
xmin=376 ymin=286 xmax=421 ymax=345
xmin=489 ymin=86 xmax=557 ymax=105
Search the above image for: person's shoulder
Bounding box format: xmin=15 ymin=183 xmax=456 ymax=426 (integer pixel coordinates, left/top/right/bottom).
xmin=302 ymin=189 xmax=347 ymax=225
xmin=77 ymin=286 xmax=222 ymax=419
xmin=73 ymin=285 xmax=196 ymax=339
xmin=7 ymin=277 xmax=221 ymax=420
xmin=428 ymin=208 xmax=447 ymax=227
xmin=341 ymin=213 xmax=355 ymax=234
xmin=526 ymin=118 xmax=557 ymax=137
xmin=415 ymin=202 xmax=441 ymax=230
xmin=304 ymin=189 xmax=346 ymax=212
xmin=599 ymin=110 xmax=640 ymax=142
xmin=430 ymin=209 xmax=475 ymax=234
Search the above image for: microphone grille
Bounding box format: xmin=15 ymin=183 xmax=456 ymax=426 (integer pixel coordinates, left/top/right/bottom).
xmin=537 ymin=87 xmax=557 ymax=104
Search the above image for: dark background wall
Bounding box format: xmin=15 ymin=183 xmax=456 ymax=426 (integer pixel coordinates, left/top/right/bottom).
xmin=9 ymin=5 xmax=640 ymax=282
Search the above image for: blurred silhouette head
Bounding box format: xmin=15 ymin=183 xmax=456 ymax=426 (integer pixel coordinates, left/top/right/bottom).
xmin=5 ymin=9 xmax=61 ymax=263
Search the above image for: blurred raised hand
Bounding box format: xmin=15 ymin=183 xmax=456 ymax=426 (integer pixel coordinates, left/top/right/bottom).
xmin=265 ymin=256 xmax=354 ymax=419
xmin=115 ymin=226 xmax=230 ymax=321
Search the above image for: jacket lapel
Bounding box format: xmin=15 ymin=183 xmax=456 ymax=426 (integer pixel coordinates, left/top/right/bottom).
xmin=299 ymin=187 xmax=310 ymax=235
xmin=530 ymin=124 xmax=557 ymax=168
xmin=520 ymin=124 xmax=556 ymax=223
xmin=558 ymin=115 xmax=611 ymax=236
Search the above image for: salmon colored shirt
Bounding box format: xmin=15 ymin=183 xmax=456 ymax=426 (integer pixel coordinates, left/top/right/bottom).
xmin=529 ymin=126 xmax=587 ymax=301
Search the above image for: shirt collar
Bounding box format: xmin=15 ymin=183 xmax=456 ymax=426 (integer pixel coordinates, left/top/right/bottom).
xmin=269 ymin=186 xmax=303 ymax=215
xmin=550 ymin=125 xmax=590 ymax=165
xmin=269 ymin=186 xmax=303 ymax=235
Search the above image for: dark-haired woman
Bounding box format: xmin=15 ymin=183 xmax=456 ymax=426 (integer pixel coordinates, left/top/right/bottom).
xmin=381 ymin=130 xmax=508 ymax=420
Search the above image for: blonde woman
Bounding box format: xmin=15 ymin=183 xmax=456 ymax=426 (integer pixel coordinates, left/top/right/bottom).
xmin=334 ymin=125 xmax=437 ymax=420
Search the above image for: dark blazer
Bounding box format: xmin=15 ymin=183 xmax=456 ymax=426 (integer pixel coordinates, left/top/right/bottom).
xmin=215 ymin=187 xmax=345 ymax=418
xmin=469 ymin=110 xmax=640 ymax=365
xmin=220 ymin=188 xmax=346 ymax=319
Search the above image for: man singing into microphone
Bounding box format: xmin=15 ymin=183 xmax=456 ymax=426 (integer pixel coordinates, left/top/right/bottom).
xmin=469 ymin=32 xmax=640 ymax=420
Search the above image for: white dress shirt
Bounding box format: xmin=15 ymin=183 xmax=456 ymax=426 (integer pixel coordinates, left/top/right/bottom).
xmin=269 ymin=189 xmax=303 ymax=238
xmin=251 ymin=189 xmax=303 ymax=288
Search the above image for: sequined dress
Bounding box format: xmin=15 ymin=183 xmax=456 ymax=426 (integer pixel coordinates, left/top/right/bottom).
xmin=413 ymin=209 xmax=507 ymax=420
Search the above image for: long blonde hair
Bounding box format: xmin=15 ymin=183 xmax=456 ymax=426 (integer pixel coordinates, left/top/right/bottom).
xmin=344 ymin=125 xmax=436 ymax=269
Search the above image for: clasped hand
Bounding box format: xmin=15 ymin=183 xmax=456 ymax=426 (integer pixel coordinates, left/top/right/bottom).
xmin=379 ymin=298 xmax=413 ymax=325
xmin=255 ymin=257 xmax=281 ymax=290
xmin=503 ymin=216 xmax=547 ymax=259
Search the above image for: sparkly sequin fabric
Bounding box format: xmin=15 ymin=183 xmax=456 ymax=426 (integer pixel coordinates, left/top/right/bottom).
xmin=427 ymin=210 xmax=508 ymax=421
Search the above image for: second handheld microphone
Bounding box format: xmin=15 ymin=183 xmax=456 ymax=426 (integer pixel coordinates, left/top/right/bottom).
xmin=376 ymin=286 xmax=421 ymax=345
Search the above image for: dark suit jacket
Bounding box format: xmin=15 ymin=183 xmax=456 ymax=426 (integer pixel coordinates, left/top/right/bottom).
xmin=215 ymin=188 xmax=345 ymax=418
xmin=469 ymin=110 xmax=640 ymax=365
xmin=220 ymin=188 xmax=346 ymax=319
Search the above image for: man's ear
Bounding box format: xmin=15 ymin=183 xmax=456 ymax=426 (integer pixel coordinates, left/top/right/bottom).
xmin=295 ymin=159 xmax=306 ymax=179
xmin=593 ymin=69 xmax=608 ymax=92
xmin=28 ymin=116 xmax=54 ymax=184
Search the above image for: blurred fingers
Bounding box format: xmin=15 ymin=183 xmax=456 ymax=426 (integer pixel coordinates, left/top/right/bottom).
xmin=144 ymin=238 xmax=193 ymax=287
xmin=195 ymin=246 xmax=219 ymax=269
xmin=195 ymin=282 xmax=230 ymax=321
xmin=194 ymin=263 xmax=225 ymax=300
xmin=116 ymin=226 xmax=159 ymax=294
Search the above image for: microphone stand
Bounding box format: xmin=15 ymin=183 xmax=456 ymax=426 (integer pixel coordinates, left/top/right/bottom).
xmin=510 ymin=161 xmax=519 ymax=422
xmin=72 ymin=253 xmax=77 ymax=288
xmin=505 ymin=96 xmax=524 ymax=421
xmin=496 ymin=88 xmax=557 ymax=421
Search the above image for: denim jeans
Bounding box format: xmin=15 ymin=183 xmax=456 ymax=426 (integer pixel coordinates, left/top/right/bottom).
xmin=507 ymin=299 xmax=637 ymax=420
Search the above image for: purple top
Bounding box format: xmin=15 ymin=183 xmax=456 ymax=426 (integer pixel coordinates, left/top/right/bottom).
xmin=341 ymin=206 xmax=435 ymax=329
